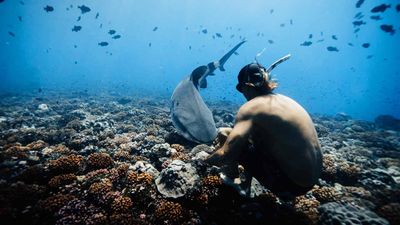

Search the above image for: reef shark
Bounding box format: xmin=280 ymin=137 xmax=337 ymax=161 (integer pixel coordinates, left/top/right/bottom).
xmin=171 ymin=41 xmax=246 ymax=143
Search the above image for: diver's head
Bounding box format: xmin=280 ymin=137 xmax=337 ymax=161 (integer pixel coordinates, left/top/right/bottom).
xmin=236 ymin=63 xmax=277 ymax=99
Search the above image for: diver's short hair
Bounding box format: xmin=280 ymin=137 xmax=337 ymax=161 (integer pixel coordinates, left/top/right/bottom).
xmin=236 ymin=63 xmax=277 ymax=93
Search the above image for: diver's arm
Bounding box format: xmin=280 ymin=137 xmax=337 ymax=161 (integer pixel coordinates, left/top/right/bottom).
xmin=206 ymin=118 xmax=252 ymax=165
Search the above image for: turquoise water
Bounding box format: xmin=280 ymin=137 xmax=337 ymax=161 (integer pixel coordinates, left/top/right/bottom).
xmin=0 ymin=0 xmax=399 ymax=120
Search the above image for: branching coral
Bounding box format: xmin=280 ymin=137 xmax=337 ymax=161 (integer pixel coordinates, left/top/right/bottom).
xmin=311 ymin=186 xmax=340 ymax=203
xmin=293 ymin=195 xmax=320 ymax=225
xmin=87 ymin=152 xmax=114 ymax=170
xmin=49 ymin=154 xmax=84 ymax=175
xmin=38 ymin=194 xmax=76 ymax=214
xmin=48 ymin=173 xmax=77 ymax=188
xmin=111 ymin=196 xmax=133 ymax=213
xmin=154 ymin=200 xmax=184 ymax=224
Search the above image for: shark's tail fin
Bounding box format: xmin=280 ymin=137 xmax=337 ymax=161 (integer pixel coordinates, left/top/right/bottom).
xmin=219 ymin=65 xmax=226 ymax=71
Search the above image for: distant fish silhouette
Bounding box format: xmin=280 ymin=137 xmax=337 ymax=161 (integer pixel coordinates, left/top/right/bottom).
xmin=308 ymin=34 xmax=313 ymax=39
xmin=108 ymin=30 xmax=116 ymax=35
xmin=380 ymin=24 xmax=395 ymax=35
xmin=95 ymin=12 xmax=99 ymax=19
xmin=397 ymin=4 xmax=400 ymax=12
xmin=202 ymin=29 xmax=207 ymax=34
xmin=353 ymin=20 xmax=366 ymax=26
xmin=44 ymin=5 xmax=54 ymax=12
xmin=78 ymin=5 xmax=91 ymax=14
xmin=18 ymin=16 xmax=22 ymax=22
xmin=327 ymin=46 xmax=339 ymax=52
xmin=316 ymin=39 xmax=324 ymax=43
xmin=362 ymin=43 xmax=370 ymax=48
xmin=280 ymin=23 xmax=285 ymax=27
xmin=98 ymin=42 xmax=108 ymax=46
xmin=0 ymin=0 xmax=5 ymax=3
xmin=112 ymin=35 xmax=121 ymax=39
xmin=348 ymin=43 xmax=354 ymax=46
xmin=38 ymin=88 xmax=42 ymax=93
xmin=354 ymin=28 xmax=360 ymax=33
xmin=290 ymin=19 xmax=293 ymax=25
xmin=366 ymin=55 xmax=373 ymax=59
xmin=354 ymin=12 xmax=363 ymax=19
xmin=149 ymin=42 xmax=151 ymax=47
xmin=230 ymin=34 xmax=235 ymax=38
xmin=153 ymin=26 xmax=158 ymax=31
xmin=72 ymin=25 xmax=82 ymax=32
xmin=371 ymin=4 xmax=390 ymax=13
xmin=19 ymin=1 xmax=24 ymax=5
xmin=216 ymin=33 xmax=222 ymax=38
xmin=355 ymin=0 xmax=365 ymax=8
xmin=370 ymin=15 xmax=382 ymax=20
xmin=332 ymin=35 xmax=338 ymax=40
xmin=77 ymin=16 xmax=81 ymax=21
xmin=300 ymin=41 xmax=312 ymax=46
xmin=270 ymin=9 xmax=274 ymax=14
xmin=8 ymin=31 xmax=15 ymax=37
xmin=268 ymin=40 xmax=274 ymax=44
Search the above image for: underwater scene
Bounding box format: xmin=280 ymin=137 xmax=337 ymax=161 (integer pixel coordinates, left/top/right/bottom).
xmin=0 ymin=0 xmax=400 ymax=224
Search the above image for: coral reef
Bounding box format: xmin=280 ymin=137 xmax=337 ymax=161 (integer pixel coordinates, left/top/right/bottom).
xmin=1 ymin=94 xmax=399 ymax=225
xmin=318 ymin=202 xmax=389 ymax=225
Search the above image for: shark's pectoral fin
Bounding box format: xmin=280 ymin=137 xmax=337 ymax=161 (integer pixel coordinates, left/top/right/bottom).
xmin=200 ymin=77 xmax=207 ymax=88
xmin=219 ymin=65 xmax=226 ymax=72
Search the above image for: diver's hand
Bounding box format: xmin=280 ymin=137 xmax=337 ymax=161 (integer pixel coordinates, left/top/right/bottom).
xmin=204 ymin=149 xmax=226 ymax=166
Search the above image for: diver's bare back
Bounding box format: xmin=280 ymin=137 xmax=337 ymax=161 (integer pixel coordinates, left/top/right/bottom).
xmin=239 ymin=93 xmax=322 ymax=187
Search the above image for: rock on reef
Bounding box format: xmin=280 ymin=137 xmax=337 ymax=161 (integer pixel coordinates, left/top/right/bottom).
xmin=155 ymin=160 xmax=199 ymax=198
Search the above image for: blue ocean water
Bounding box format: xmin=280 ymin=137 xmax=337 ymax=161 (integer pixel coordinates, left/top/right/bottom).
xmin=0 ymin=0 xmax=399 ymax=120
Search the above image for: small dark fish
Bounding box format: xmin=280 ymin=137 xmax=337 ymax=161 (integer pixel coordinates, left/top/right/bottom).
xmin=112 ymin=35 xmax=121 ymax=39
xmin=362 ymin=43 xmax=370 ymax=48
xmin=95 ymin=12 xmax=99 ymax=19
xmin=72 ymin=25 xmax=82 ymax=32
xmin=270 ymin=9 xmax=274 ymax=14
xmin=77 ymin=16 xmax=81 ymax=21
xmin=201 ymin=29 xmax=207 ymax=34
xmin=308 ymin=34 xmax=313 ymax=39
xmin=100 ymin=24 xmax=103 ymax=28
xmin=366 ymin=55 xmax=373 ymax=59
xmin=74 ymin=45 xmax=77 ymax=48
xmin=98 ymin=42 xmax=108 ymax=46
xmin=332 ymin=35 xmax=338 ymax=40
xmin=268 ymin=40 xmax=274 ymax=44
xmin=327 ymin=46 xmax=339 ymax=52
xmin=153 ymin=26 xmax=158 ymax=31
xmin=212 ymin=35 xmax=215 ymax=39
xmin=370 ymin=15 xmax=382 ymax=20
xmin=74 ymin=61 xmax=78 ymax=64
xmin=233 ymin=52 xmax=239 ymax=56
xmin=354 ymin=28 xmax=360 ymax=33
xmin=18 ymin=16 xmax=22 ymax=22
xmin=353 ymin=20 xmax=365 ymax=26
xmin=316 ymin=39 xmax=324 ymax=43
xmin=38 ymin=88 xmax=42 ymax=93
xmin=356 ymin=0 xmax=365 ymax=8
xmin=8 ymin=31 xmax=15 ymax=37
xmin=0 ymin=0 xmax=5 ymax=3
xmin=189 ymin=45 xmax=191 ymax=50
xmin=397 ymin=4 xmax=400 ymax=12
xmin=348 ymin=43 xmax=354 ymax=46
xmin=19 ymin=1 xmax=24 ymax=5
xmin=149 ymin=42 xmax=151 ymax=47
xmin=371 ymin=4 xmax=390 ymax=13
xmin=380 ymin=24 xmax=395 ymax=35
xmin=320 ymin=31 xmax=323 ymax=36
xmin=230 ymin=34 xmax=235 ymax=38
xmin=354 ymin=12 xmax=363 ymax=19
xmin=216 ymin=33 xmax=222 ymax=38
xmin=44 ymin=5 xmax=54 ymax=12
xmin=300 ymin=41 xmax=312 ymax=46
xmin=78 ymin=5 xmax=91 ymax=14
xmin=280 ymin=23 xmax=285 ymax=27
xmin=108 ymin=30 xmax=116 ymax=35
xmin=290 ymin=19 xmax=293 ymax=25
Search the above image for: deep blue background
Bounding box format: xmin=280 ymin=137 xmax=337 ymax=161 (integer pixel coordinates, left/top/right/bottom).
xmin=0 ymin=0 xmax=399 ymax=120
